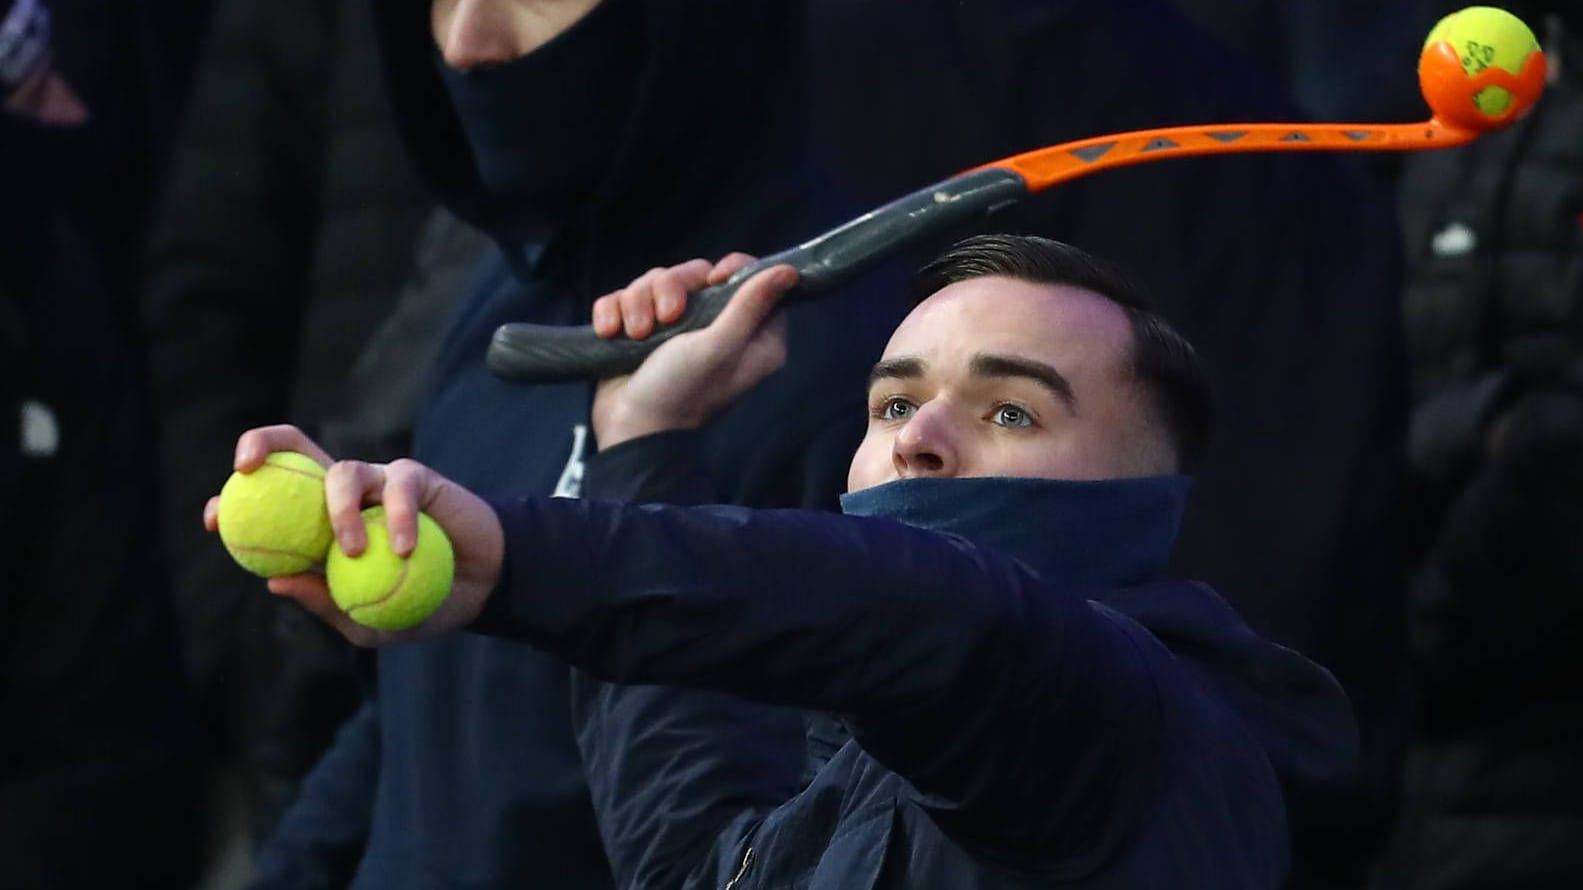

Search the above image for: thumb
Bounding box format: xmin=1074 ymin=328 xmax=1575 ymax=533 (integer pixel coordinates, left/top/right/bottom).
xmin=710 ymin=265 xmax=798 ymax=345
xmin=267 ymin=573 xmax=384 ymax=647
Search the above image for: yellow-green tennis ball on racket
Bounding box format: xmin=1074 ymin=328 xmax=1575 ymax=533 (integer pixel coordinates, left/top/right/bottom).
xmin=326 ymin=506 xmax=455 ymax=632
xmin=1423 ymin=6 xmax=1540 ymax=117
xmin=217 ymin=451 xmax=334 ymax=577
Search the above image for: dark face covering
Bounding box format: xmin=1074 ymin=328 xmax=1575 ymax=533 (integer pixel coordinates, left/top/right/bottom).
xmin=433 ymin=0 xmax=646 ymax=240
xmin=806 ymin=474 xmax=1191 ymax=769
xmin=840 ymin=475 xmax=1190 ymax=588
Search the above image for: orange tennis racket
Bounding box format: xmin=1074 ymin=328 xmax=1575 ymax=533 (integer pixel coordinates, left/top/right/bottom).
xmin=487 ymin=9 xmax=1546 ymax=383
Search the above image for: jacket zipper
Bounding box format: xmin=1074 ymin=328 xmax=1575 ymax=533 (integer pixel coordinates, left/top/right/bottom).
xmin=724 ymin=846 xmax=754 ymax=890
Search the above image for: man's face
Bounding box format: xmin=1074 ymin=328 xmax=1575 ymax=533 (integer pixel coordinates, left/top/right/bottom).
xmin=846 ymin=276 xmax=1175 ymax=493
xmin=430 ymin=0 xmax=604 ymax=70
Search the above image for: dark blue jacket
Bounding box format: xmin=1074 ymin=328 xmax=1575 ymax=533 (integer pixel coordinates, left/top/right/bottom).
xmin=470 ymin=460 xmax=1356 ymax=889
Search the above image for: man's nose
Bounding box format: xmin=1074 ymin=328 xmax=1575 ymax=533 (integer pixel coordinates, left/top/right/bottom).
xmin=892 ymin=404 xmax=960 ymax=479
xmin=437 ymin=0 xmax=527 ymax=71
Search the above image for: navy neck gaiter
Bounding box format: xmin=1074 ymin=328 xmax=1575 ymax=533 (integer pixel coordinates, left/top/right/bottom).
xmin=839 ymin=475 xmax=1189 ymax=588
xmin=434 ymin=0 xmax=646 ymax=241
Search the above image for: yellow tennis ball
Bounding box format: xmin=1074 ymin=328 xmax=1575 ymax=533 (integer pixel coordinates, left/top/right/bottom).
xmin=217 ymin=451 xmax=334 ymax=577
xmin=1423 ymin=6 xmax=1541 ymax=117
xmin=326 ymin=506 xmax=455 ymax=632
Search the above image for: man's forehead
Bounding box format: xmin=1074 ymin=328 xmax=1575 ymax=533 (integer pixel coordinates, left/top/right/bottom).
xmin=883 ymin=276 xmax=1132 ymax=365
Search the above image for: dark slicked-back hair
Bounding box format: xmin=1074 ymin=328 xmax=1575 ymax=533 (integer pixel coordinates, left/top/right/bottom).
xmin=914 ymin=234 xmax=1214 ymax=472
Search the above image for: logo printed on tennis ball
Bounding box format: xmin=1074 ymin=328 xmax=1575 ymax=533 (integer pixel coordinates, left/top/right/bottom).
xmin=326 ymin=506 xmax=455 ymax=632
xmin=1422 ymin=6 xmax=1541 ymax=120
xmin=217 ymin=451 xmax=334 ymax=577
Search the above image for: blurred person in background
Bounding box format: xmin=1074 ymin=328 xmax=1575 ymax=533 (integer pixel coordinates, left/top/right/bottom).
xmin=237 ymin=1 xmax=1408 ymax=888
xmin=141 ymin=0 xmax=489 ymax=878
xmin=1377 ymin=3 xmax=1583 ymax=887
xmin=244 ymin=0 xmax=905 ymax=887
xmin=0 ymin=0 xmax=204 ymax=885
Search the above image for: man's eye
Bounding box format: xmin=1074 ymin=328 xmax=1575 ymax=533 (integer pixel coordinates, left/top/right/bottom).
xmin=879 ymin=398 xmax=916 ymax=421
xmin=992 ymin=404 xmax=1033 ymax=428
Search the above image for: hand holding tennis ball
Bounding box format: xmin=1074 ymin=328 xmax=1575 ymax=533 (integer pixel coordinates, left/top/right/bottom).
xmin=217 ymin=450 xmax=334 ymax=577
xmin=326 ymin=506 xmax=455 ymax=632
xmin=207 ymin=425 xmax=505 ymax=644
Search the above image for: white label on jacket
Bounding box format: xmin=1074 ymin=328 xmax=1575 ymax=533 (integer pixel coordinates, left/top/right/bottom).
xmin=552 ymin=424 xmax=588 ymax=499
xmin=20 ymin=399 xmax=58 ymax=457
xmin=1431 ymin=221 xmax=1477 ymax=258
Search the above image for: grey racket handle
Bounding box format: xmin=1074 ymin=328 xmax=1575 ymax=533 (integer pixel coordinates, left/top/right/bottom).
xmin=485 ymin=167 xmax=1029 ymax=383
xmin=486 ymin=258 xmax=786 ymax=382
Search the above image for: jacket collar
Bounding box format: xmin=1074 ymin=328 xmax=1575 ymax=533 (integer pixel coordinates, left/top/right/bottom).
xmin=839 ymin=475 xmax=1188 ymax=588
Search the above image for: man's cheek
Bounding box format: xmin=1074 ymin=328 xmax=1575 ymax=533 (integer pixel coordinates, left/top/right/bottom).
xmin=846 ymin=436 xmax=888 ymax=492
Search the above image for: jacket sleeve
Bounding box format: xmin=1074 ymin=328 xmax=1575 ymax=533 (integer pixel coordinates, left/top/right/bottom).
xmin=247 ymin=700 xmax=380 ymax=890
xmin=476 ymin=496 xmax=1168 ymax=863
xmin=569 ymin=432 xmax=808 ymax=890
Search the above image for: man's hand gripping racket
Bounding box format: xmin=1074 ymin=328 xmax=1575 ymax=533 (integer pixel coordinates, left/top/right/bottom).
xmin=486 ymin=6 xmax=1547 ymax=383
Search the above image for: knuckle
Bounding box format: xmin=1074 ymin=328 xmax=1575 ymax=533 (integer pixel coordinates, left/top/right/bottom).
xmin=328 ymin=460 xmax=375 ymax=490
xmin=386 ymin=457 xmax=422 ymax=477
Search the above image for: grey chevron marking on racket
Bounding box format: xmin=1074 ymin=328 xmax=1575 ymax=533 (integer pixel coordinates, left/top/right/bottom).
xmin=1344 ymin=130 xmax=1372 ymax=141
xmin=1141 ymin=137 xmax=1178 ymax=152
xmin=1070 ymin=143 xmax=1115 ymax=163
xmin=1281 ymin=131 xmax=1311 ymax=142
xmin=1208 ymin=131 xmax=1245 ymax=142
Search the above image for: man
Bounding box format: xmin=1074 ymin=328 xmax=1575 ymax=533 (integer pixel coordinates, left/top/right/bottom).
xmin=223 ymin=235 xmax=1356 ymax=888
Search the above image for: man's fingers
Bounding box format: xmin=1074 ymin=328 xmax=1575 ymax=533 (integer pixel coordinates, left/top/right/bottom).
xmin=654 ymin=259 xmax=712 ymax=324
xmin=592 ymin=293 xmax=622 ymax=339
xmin=711 ymin=265 xmax=798 ymax=343
xmin=325 ymin=460 xmax=387 ymax=556
xmin=235 ymin=424 xmax=333 ymax=471
xmin=708 ymin=252 xmax=758 ymax=285
xmin=381 ymin=460 xmax=431 ymax=557
xmin=619 ymin=276 xmax=658 ymax=340
xmin=603 ymin=261 xmax=714 ymax=338
xmin=203 ymin=496 xmax=219 ymax=532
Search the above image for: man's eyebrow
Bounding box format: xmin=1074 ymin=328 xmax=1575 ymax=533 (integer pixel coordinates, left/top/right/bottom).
xmin=970 ymin=352 xmax=1076 ymax=409
xmin=868 ymin=357 xmax=926 ymax=386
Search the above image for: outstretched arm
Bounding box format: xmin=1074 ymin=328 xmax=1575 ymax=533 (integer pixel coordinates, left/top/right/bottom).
xmin=233 ymin=257 xmax=1167 ymax=864
xmin=473 ymin=493 xmax=1164 ymax=861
